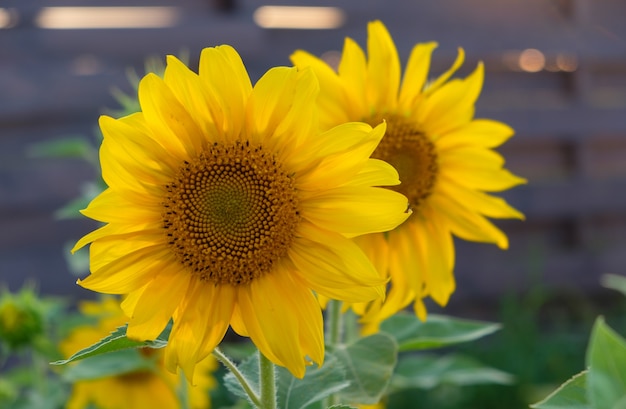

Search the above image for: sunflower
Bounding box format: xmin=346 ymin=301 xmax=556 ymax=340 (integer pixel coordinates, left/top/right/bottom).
xmin=72 ymin=45 xmax=410 ymax=379
xmin=60 ymin=297 xmax=217 ymax=409
xmin=291 ymin=21 xmax=526 ymax=326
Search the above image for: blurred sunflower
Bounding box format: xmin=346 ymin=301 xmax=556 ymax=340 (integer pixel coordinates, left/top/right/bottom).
xmin=291 ymin=21 xmax=526 ymax=327
xmin=72 ymin=45 xmax=409 ymax=379
xmin=60 ymin=297 xmax=216 ymax=409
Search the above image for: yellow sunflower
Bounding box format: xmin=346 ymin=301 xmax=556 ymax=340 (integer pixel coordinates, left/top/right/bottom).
xmin=60 ymin=297 xmax=216 ymax=409
xmin=291 ymin=21 xmax=526 ymax=326
xmin=72 ymin=45 xmax=410 ymax=379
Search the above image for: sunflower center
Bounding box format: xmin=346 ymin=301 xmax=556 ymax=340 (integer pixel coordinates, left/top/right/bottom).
xmin=367 ymin=114 xmax=438 ymax=212
xmin=162 ymin=141 xmax=300 ymax=286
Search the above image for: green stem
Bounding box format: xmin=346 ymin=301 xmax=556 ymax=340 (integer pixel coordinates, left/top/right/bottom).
xmin=258 ymin=352 xmax=277 ymax=409
xmin=177 ymin=370 xmax=190 ymax=409
xmin=326 ymin=299 xmax=343 ymax=350
xmin=325 ymin=299 xmax=344 ymax=406
xmin=212 ymin=347 xmax=262 ymax=408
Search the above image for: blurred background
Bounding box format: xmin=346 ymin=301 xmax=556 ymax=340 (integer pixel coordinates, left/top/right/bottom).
xmin=1 ymin=0 xmax=626 ymax=407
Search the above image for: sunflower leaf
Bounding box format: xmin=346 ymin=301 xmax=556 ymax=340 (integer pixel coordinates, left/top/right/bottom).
xmin=600 ymin=274 xmax=626 ymax=298
xmin=61 ymin=348 xmax=157 ymax=381
xmin=51 ymin=324 xmax=169 ymax=365
xmin=379 ymin=313 xmax=500 ymax=351
xmin=26 ymin=137 xmax=96 ymax=160
xmin=277 ymin=354 xmax=349 ymax=409
xmin=586 ymin=317 xmax=626 ymax=409
xmin=223 ymin=351 xmax=260 ymax=402
xmin=530 ymin=370 xmax=591 ymax=409
xmin=391 ymin=354 xmax=514 ymax=391
xmin=333 ymin=332 xmax=398 ymax=405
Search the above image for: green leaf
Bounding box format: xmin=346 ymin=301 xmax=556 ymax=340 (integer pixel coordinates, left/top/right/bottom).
xmin=51 ymin=324 xmax=169 ymax=365
xmin=27 ymin=137 xmax=95 ymax=160
xmin=601 ymin=274 xmax=626 ymax=297
xmin=223 ymin=352 xmax=260 ymax=402
xmin=586 ymin=317 xmax=626 ymax=409
xmin=62 ymin=348 xmax=156 ymax=381
xmin=380 ymin=313 xmax=501 ymax=351
xmin=530 ymin=370 xmax=591 ymax=409
xmin=334 ymin=333 xmax=398 ymax=405
xmin=327 ymin=405 xmax=357 ymax=409
xmin=277 ymin=354 xmax=349 ymax=409
xmin=392 ymin=354 xmax=514 ymax=390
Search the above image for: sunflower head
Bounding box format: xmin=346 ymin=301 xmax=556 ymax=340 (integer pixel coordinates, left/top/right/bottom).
xmin=291 ymin=21 xmax=526 ymax=326
xmin=73 ymin=45 xmax=410 ymax=379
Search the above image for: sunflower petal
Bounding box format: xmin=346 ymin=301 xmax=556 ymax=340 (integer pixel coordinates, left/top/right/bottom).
xmin=199 ymin=45 xmax=252 ymax=140
xmin=366 ymin=20 xmax=401 ymax=110
xmin=300 ymin=186 xmax=409 ymax=237
xmin=289 ymin=222 xmax=386 ymax=301
xmin=436 ymin=119 xmax=515 ymax=150
xmin=398 ymin=42 xmax=438 ymax=110
xmin=126 ymin=268 xmax=191 ymax=340
xmin=239 ymin=270 xmax=323 ymax=378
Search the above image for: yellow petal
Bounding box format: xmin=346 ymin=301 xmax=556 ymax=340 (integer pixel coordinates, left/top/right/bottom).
xmin=438 ymin=178 xmax=525 ymax=220
xmin=338 ymin=37 xmax=368 ymax=119
xmin=294 ymin=122 xmax=387 ymax=190
xmin=429 ymin=193 xmax=509 ymax=249
xmin=291 ymin=49 xmax=351 ymax=129
xmin=366 ymin=20 xmax=401 ymax=111
xmin=346 ymin=158 xmax=401 ymax=187
xmin=424 ymin=47 xmax=465 ymax=96
xmin=300 ymin=186 xmax=409 ymax=237
xmin=138 ymin=73 xmax=203 ymax=156
xmin=166 ymin=280 xmax=234 ymax=381
xmin=245 ymin=66 xmax=299 ymax=143
xmin=100 ymin=114 xmax=178 ymax=180
xmin=398 ymin=42 xmax=438 ymax=111
xmin=164 ymin=55 xmax=221 ymax=142
xmin=78 ymin=245 xmax=169 ymax=294
xmin=419 ymin=63 xmax=484 ymax=136
xmin=80 ymin=188 xmax=161 ymax=225
xmin=126 ymin=268 xmax=191 ymax=340
xmin=436 ymin=119 xmax=515 ymax=150
xmin=199 ymin=45 xmax=252 ymax=140
xmin=439 ymin=159 xmax=527 ymax=192
xmin=289 ymin=222 xmax=386 ymax=301
xmin=238 ymin=269 xmax=323 ymax=378
xmin=417 ymin=208 xmax=456 ymax=306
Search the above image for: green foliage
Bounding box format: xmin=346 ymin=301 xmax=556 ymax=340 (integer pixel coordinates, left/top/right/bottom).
xmin=334 ymin=333 xmax=398 ymax=405
xmin=531 ymin=371 xmax=591 ymax=409
xmin=380 ymin=313 xmax=501 ymax=351
xmin=61 ymin=348 xmax=158 ymax=381
xmin=586 ymin=317 xmax=626 ymax=408
xmin=532 ymin=317 xmax=626 ymax=409
xmin=277 ymin=355 xmax=349 ymax=409
xmin=26 ymin=137 xmax=97 ymax=163
xmin=601 ymin=274 xmax=626 ymax=298
xmin=51 ymin=324 xmax=168 ymax=366
xmin=392 ymin=354 xmax=513 ymax=391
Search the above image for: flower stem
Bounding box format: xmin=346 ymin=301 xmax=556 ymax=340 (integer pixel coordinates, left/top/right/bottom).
xmin=326 ymin=299 xmax=343 ymax=350
xmin=325 ymin=299 xmax=344 ymax=406
xmin=212 ymin=347 xmax=262 ymax=408
xmin=259 ymin=352 xmax=277 ymax=409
